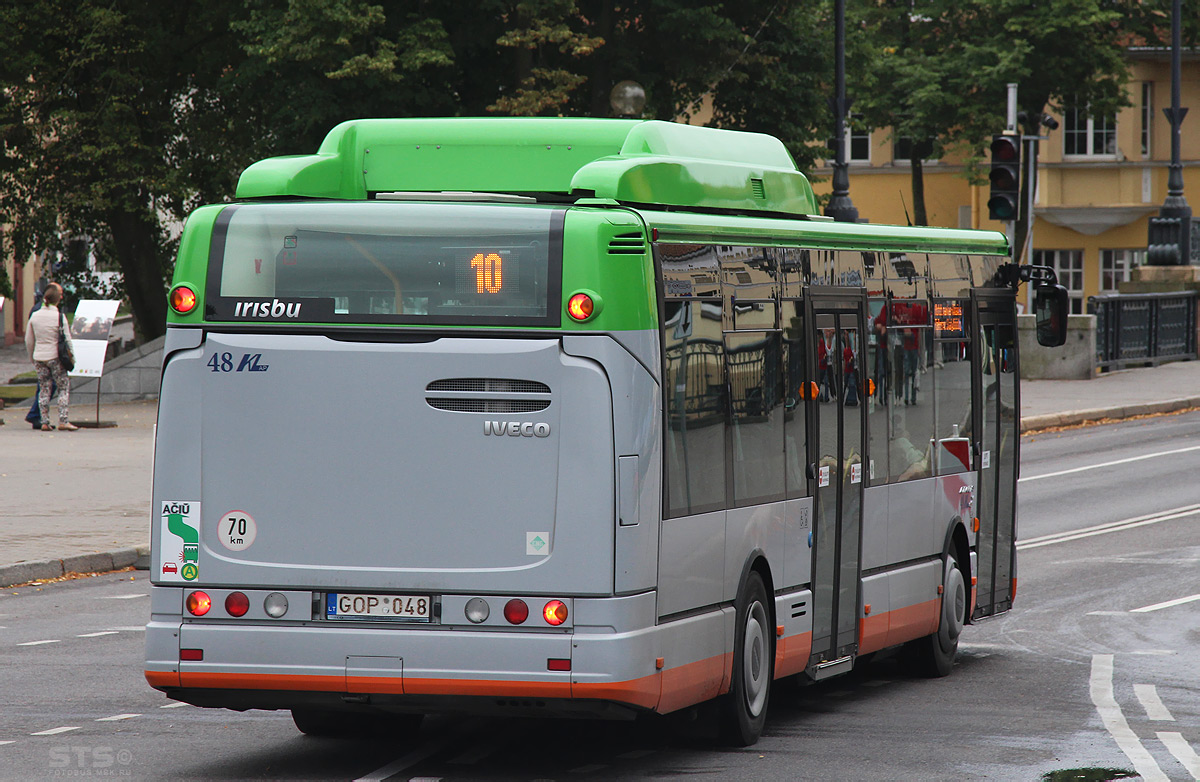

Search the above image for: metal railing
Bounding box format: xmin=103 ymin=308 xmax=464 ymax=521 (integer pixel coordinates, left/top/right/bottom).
xmin=1088 ymin=291 xmax=1197 ymax=371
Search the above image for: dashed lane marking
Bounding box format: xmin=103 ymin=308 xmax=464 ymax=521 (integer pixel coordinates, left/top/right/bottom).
xmin=1134 ymin=685 xmax=1175 ymax=721
xmin=31 ymin=727 xmax=80 ymax=736
xmin=107 ymin=626 xmax=146 ymax=632
xmin=17 ymin=640 xmax=60 ymax=646
xmin=96 ymin=714 xmax=141 ymax=722
xmin=1131 ymin=593 xmax=1200 ymax=613
xmin=353 ymin=734 xmax=456 ymax=782
xmin=447 ymin=738 xmax=504 ymax=765
xmin=1089 ymin=654 xmax=1168 ymax=782
xmin=159 ymin=703 xmax=188 ymax=709
xmin=1157 ymin=732 xmax=1200 ymax=780
xmin=100 ymin=594 xmax=147 ymax=599
xmin=77 ymin=631 xmax=120 ymax=638
xmin=0 ymin=741 xmax=15 ymax=746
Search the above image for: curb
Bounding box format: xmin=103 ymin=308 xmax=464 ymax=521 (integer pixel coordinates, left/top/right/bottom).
xmin=0 ymin=545 xmax=149 ymax=588
xmin=1021 ymin=396 xmax=1200 ymax=433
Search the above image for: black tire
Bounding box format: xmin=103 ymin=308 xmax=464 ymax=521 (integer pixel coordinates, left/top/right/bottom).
xmin=291 ymin=709 xmax=423 ymax=738
xmin=906 ymin=552 xmax=966 ymax=678
xmin=719 ymin=570 xmax=774 ymax=746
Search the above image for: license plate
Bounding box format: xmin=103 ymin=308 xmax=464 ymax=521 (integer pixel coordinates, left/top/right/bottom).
xmin=326 ymin=593 xmax=433 ymax=622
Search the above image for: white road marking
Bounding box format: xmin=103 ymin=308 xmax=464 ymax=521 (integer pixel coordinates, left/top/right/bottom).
xmin=618 ymin=750 xmax=654 ymax=760
xmin=77 ymin=631 xmax=120 ymax=638
xmin=159 ymin=703 xmax=188 ymax=709
xmin=1018 ymin=505 xmax=1200 ymax=550
xmin=569 ymin=765 xmax=609 ymax=774
xmin=17 ymin=639 xmax=60 ymax=646
xmin=354 ymin=735 xmax=455 ymax=782
xmin=1089 ymin=655 xmax=1168 ymax=782
xmin=31 ymin=727 xmax=80 ymax=736
xmin=0 ymin=741 xmax=16 ymax=746
xmin=96 ymin=714 xmax=141 ymax=722
xmin=1158 ymin=732 xmax=1200 ymax=779
xmin=1129 ymin=650 xmax=1178 ymax=656
xmin=101 ymin=594 xmax=147 ymax=599
xmin=108 ymin=626 xmax=146 ymax=632
xmin=447 ymin=738 xmax=503 ymax=765
xmin=1020 ymin=444 xmax=1200 ymax=482
xmin=1131 ymin=593 xmax=1200 ymax=613
xmin=1134 ymin=685 xmax=1175 ymax=721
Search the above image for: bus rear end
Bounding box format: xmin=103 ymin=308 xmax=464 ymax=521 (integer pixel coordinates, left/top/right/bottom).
xmin=145 ymin=199 xmax=664 ymax=724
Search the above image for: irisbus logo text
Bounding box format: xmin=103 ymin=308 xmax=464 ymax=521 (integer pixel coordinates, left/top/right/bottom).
xmin=234 ymin=299 xmax=302 ymax=318
xmin=484 ymin=421 xmax=551 ymax=438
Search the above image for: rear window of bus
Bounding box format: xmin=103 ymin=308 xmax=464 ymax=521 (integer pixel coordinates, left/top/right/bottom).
xmin=205 ymin=202 xmax=563 ymax=326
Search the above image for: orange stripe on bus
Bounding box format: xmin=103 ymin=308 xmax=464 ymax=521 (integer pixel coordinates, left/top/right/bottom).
xmin=144 ymin=670 xmax=180 ymax=689
xmin=657 ymin=652 xmax=731 ymax=714
xmin=885 ymin=598 xmax=941 ymax=648
xmin=774 ymin=631 xmax=813 ymax=679
xmin=177 ymin=671 xmax=346 ymax=691
xmin=857 ymin=611 xmax=890 ymax=655
xmin=573 ymin=672 xmax=661 ymax=710
xmin=404 ymin=678 xmax=571 ymax=699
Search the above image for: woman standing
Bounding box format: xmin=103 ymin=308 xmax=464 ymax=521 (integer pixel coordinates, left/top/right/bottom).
xmin=24 ymin=282 xmax=77 ymax=431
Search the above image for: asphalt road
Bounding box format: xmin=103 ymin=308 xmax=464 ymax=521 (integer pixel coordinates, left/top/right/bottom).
xmin=1 ymin=411 xmax=1198 ymax=781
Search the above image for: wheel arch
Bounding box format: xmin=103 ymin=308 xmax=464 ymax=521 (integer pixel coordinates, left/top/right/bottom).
xmin=941 ymin=518 xmax=972 ymax=627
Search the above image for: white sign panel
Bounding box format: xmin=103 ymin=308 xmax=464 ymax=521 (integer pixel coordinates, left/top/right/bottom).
xmin=68 ymin=300 xmax=120 ymax=378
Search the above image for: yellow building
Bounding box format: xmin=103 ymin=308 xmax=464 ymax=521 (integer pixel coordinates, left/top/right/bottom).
xmin=1 ymin=251 xmax=43 ymax=347
xmin=811 ymin=48 xmax=1200 ymax=312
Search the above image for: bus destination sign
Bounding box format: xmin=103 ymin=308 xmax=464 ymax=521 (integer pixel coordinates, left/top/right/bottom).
xmin=933 ymin=300 xmax=966 ymax=339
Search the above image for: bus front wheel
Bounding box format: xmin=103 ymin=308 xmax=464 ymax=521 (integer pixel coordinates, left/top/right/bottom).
xmin=905 ymin=552 xmax=965 ymax=677
xmin=719 ymin=570 xmax=773 ymax=746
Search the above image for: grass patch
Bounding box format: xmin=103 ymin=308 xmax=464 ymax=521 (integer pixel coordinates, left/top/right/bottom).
xmin=0 ymin=385 xmax=36 ymax=402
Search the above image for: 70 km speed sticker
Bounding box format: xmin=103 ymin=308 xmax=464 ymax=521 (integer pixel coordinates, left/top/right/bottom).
xmin=218 ymin=511 xmax=257 ymax=551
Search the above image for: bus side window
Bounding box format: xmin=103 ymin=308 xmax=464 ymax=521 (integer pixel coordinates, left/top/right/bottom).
xmin=783 ymin=299 xmax=808 ymax=498
xmin=663 ymin=299 xmax=727 ymax=516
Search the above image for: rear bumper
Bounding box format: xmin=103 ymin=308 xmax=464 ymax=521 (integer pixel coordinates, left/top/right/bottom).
xmin=146 ymin=593 xmax=665 ymax=714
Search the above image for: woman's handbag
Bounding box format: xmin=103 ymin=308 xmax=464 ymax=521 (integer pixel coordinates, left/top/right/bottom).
xmin=57 ymin=309 xmax=75 ymax=372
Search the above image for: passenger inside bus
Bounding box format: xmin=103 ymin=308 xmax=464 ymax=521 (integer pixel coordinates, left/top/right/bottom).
xmin=889 ymin=424 xmax=930 ymax=481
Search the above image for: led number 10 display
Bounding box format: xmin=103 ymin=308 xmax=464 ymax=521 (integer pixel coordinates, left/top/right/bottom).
xmin=470 ymin=252 xmax=504 ymax=294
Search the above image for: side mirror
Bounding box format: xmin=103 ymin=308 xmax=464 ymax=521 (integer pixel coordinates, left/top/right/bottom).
xmin=1034 ymin=284 xmax=1069 ymax=347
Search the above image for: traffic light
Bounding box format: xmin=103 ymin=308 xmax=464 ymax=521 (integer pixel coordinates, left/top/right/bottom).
xmin=987 ymin=134 xmax=1021 ymax=221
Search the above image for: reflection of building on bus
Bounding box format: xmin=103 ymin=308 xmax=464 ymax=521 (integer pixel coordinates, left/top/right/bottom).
xmin=145 ymin=118 xmax=1063 ymax=747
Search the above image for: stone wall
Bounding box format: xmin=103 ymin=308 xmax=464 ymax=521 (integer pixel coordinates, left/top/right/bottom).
xmin=1018 ymin=313 xmax=1096 ymax=380
xmin=72 ymin=335 xmax=163 ymax=403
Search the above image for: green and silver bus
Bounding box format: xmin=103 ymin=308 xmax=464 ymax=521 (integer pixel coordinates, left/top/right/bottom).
xmin=145 ymin=118 xmax=1065 ymax=745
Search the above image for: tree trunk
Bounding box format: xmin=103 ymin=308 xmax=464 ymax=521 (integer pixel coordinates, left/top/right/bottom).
xmin=106 ymin=209 xmax=168 ymax=342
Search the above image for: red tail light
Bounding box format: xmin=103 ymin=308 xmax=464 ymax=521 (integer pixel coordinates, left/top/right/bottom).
xmin=185 ymin=591 xmax=211 ymax=616
xmin=170 ymin=285 xmax=197 ymax=314
xmin=543 ymin=600 xmax=568 ymax=626
xmin=225 ymin=592 xmax=249 ymax=617
xmin=503 ymin=599 xmax=529 ymax=625
xmin=566 ymin=293 xmax=594 ymax=321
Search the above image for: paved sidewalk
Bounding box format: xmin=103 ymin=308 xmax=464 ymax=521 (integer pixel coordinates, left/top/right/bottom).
xmin=1 ymin=349 xmax=1198 ymax=587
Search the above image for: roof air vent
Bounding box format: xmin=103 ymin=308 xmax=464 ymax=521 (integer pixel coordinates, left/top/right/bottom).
xmin=607 ymin=232 xmax=647 ymax=255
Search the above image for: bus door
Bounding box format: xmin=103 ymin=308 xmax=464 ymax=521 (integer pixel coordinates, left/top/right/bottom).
xmin=806 ymin=292 xmax=867 ymax=676
xmin=970 ymin=292 xmax=1019 ymax=618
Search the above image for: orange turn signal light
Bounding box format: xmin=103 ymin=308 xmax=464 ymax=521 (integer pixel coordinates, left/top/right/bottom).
xmin=170 ymin=285 xmax=197 ymax=314
xmin=543 ymin=599 xmax=568 ymax=626
xmin=186 ymin=591 xmax=211 ymax=616
xmin=567 ymin=293 xmax=594 ymax=321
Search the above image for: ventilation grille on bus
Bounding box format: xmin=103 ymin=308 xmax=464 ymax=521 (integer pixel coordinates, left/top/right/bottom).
xmin=750 ymin=178 xmax=766 ymax=200
xmin=427 ymin=379 xmax=549 ymax=394
xmin=607 ymin=232 xmax=647 ymax=255
xmin=425 ymin=378 xmax=551 ymax=414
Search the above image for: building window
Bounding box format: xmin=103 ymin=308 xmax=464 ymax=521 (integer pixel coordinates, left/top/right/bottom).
xmin=1034 ymin=249 xmax=1084 ymax=314
xmin=1100 ymin=249 xmax=1145 ymax=292
xmin=1141 ymin=82 xmax=1153 ymax=158
xmin=892 ymin=136 xmax=937 ymax=164
xmin=847 ymin=114 xmax=871 ymax=163
xmin=1064 ymin=103 xmax=1116 ymax=157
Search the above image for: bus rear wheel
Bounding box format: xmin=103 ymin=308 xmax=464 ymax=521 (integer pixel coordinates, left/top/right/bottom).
xmin=719 ymin=570 xmax=773 ymax=746
xmin=905 ymin=552 xmax=965 ymax=678
xmin=291 ymin=709 xmax=423 ymax=738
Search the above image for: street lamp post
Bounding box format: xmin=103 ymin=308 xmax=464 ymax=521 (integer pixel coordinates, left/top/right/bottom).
xmin=825 ymin=0 xmax=859 ymax=223
xmin=1147 ymin=0 xmax=1192 ymax=266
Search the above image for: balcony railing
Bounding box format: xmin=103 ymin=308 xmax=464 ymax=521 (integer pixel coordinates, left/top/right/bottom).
xmin=1088 ymin=291 xmax=1197 ymax=371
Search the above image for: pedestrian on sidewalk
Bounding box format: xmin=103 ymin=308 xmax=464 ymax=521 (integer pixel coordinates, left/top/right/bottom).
xmin=22 ymin=280 xmax=56 ymax=429
xmin=24 ymin=282 xmax=77 ymax=431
